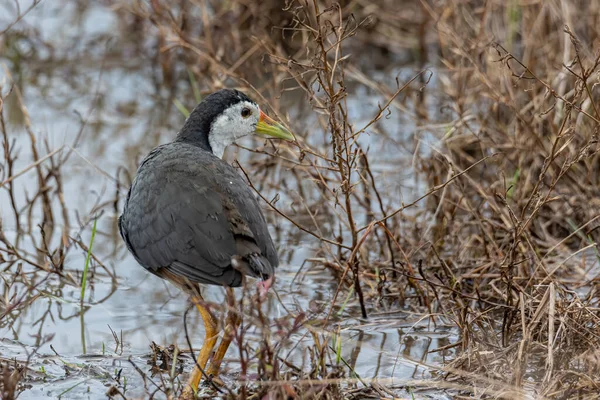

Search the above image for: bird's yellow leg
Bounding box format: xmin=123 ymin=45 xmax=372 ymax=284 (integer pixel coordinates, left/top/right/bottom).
xmin=206 ymin=288 xmax=239 ymax=377
xmin=181 ymin=295 xmax=219 ymax=398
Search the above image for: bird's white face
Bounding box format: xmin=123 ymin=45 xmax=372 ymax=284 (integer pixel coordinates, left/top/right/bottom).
xmin=208 ymin=101 xmax=261 ymax=158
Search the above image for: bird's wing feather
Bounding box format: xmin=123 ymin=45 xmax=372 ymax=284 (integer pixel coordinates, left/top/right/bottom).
xmin=120 ymin=143 xmax=277 ymax=287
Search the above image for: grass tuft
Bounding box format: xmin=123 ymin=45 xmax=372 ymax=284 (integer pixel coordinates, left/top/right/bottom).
xmin=80 ymin=217 xmax=98 ymax=304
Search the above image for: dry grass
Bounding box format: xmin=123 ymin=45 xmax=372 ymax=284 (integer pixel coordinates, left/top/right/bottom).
xmin=2 ymin=0 xmax=600 ymax=399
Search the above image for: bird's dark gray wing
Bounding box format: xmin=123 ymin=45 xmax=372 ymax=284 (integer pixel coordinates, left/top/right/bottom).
xmin=119 ymin=143 xmax=278 ymax=287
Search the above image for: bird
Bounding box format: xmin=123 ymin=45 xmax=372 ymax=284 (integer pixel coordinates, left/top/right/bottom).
xmin=118 ymin=88 xmax=293 ymax=397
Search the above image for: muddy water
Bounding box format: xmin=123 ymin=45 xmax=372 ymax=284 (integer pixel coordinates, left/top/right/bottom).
xmin=0 ymin=2 xmax=455 ymax=399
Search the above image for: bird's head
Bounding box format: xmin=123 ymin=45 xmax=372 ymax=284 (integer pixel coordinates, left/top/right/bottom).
xmin=177 ymin=88 xmax=294 ymax=158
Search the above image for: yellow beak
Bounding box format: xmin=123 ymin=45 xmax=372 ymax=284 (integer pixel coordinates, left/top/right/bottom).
xmin=255 ymin=111 xmax=294 ymax=141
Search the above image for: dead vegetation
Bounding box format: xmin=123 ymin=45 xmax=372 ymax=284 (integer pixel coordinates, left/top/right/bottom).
xmin=2 ymin=0 xmax=600 ymax=399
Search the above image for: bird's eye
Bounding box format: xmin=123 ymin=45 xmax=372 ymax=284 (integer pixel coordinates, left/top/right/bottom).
xmin=241 ymin=108 xmax=252 ymax=118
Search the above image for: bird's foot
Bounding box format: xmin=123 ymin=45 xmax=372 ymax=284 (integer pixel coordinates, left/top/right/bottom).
xmin=179 ymin=375 xmax=223 ymax=399
xmin=179 ymin=376 xmax=222 ymax=400
xmin=203 ymin=374 xmax=224 ymax=387
xmin=179 ymin=385 xmax=196 ymax=400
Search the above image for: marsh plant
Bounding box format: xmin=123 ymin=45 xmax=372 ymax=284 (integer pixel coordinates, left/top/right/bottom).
xmin=2 ymin=0 xmax=600 ymax=399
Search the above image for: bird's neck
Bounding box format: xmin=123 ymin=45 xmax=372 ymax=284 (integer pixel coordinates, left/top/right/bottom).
xmin=208 ymin=132 xmax=236 ymax=159
xmin=175 ymin=119 xmax=215 ymax=155
xmin=176 ymin=111 xmax=243 ymax=159
xmin=176 ymin=129 xmax=233 ymax=159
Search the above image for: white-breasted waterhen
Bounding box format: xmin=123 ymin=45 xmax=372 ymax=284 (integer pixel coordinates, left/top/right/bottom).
xmin=118 ymin=89 xmax=293 ymax=397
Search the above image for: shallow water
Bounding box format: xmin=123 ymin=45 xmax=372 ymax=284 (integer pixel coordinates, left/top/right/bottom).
xmin=0 ymin=2 xmax=456 ymax=399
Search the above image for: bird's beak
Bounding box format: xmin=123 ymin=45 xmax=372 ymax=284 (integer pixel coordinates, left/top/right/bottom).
xmin=256 ymin=111 xmax=294 ymax=141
